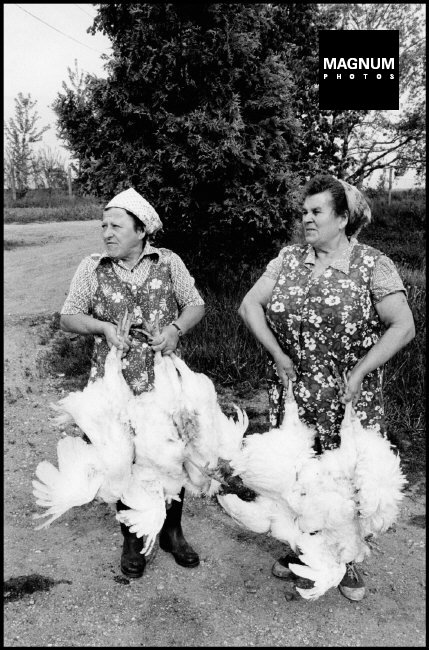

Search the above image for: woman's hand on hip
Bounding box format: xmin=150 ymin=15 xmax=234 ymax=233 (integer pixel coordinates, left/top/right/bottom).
xmin=150 ymin=325 xmax=180 ymax=355
xmin=273 ymin=351 xmax=297 ymax=388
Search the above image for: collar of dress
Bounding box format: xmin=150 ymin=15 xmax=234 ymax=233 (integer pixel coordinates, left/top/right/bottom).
xmin=304 ymin=238 xmax=357 ymax=275
xmin=99 ymin=241 xmax=160 ymax=271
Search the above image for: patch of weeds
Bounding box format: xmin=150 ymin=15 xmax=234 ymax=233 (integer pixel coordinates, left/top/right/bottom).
xmin=36 ymin=312 xmax=93 ymax=389
xmin=37 ymin=312 xmax=61 ymax=345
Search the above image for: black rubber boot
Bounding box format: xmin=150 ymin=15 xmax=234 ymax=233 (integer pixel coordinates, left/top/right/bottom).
xmin=117 ymin=500 xmax=146 ymax=579
xmin=159 ymin=488 xmax=200 ymax=568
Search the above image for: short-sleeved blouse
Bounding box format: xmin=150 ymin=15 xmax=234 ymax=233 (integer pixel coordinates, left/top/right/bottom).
xmin=263 ymin=239 xmax=405 ymax=304
xmin=61 ymin=242 xmax=204 ymax=315
xmin=61 ymin=243 xmax=204 ymax=396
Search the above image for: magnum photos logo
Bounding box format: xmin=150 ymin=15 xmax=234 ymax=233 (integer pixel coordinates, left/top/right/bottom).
xmin=319 ymin=30 xmax=399 ymax=110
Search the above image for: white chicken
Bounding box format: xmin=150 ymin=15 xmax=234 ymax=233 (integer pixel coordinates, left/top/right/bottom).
xmin=170 ymin=353 xmax=248 ymax=496
xmin=32 ymin=435 xmax=104 ymax=529
xmin=106 ymin=301 xmax=251 ymax=549
xmin=351 ymin=408 xmax=407 ymax=537
xmin=34 ymin=306 xmax=252 ymax=552
xmin=33 ymin=312 xmax=136 ymax=527
xmin=127 ymin=351 xmax=187 ymax=502
xmin=229 ymin=382 xmax=315 ymax=500
xmin=217 ymin=384 xmax=406 ymax=599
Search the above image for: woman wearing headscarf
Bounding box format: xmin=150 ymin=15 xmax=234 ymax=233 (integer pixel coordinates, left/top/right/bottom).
xmin=60 ymin=188 xmax=205 ymax=579
xmin=238 ymin=174 xmax=415 ymax=601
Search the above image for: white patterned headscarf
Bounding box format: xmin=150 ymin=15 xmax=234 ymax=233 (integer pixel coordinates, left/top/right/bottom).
xmin=105 ymin=188 xmax=163 ymax=235
xmin=337 ymin=179 xmax=371 ymax=236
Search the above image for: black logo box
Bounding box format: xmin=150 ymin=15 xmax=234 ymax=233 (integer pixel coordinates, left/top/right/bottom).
xmin=319 ymin=30 xmax=399 ymax=110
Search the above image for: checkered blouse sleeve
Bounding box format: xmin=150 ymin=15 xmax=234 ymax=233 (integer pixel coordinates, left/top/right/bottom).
xmin=262 ymin=248 xmax=286 ymax=281
xmin=371 ymin=255 xmax=407 ymax=304
xmin=169 ymin=253 xmax=205 ymax=309
xmin=61 ymin=256 xmax=98 ymax=315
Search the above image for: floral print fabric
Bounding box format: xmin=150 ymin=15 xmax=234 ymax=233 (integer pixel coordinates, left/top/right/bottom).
xmin=61 ymin=243 xmax=204 ymax=316
xmin=266 ymin=242 xmax=386 ymax=450
xmin=89 ymin=251 xmax=180 ymax=395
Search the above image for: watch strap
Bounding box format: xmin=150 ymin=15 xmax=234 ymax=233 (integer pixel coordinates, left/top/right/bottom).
xmin=171 ymin=322 xmax=183 ymax=337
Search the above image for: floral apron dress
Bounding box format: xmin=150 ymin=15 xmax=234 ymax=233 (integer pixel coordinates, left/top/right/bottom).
xmin=88 ymin=252 xmax=180 ymax=395
xmin=266 ymin=243 xmax=386 ymax=450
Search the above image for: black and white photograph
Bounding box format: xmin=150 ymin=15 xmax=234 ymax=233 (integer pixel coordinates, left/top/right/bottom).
xmin=4 ymin=3 xmax=426 ymax=647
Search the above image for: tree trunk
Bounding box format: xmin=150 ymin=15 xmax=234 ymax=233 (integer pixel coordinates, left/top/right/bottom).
xmin=68 ymin=166 xmax=73 ymax=198
xmin=11 ymin=167 xmax=17 ymax=201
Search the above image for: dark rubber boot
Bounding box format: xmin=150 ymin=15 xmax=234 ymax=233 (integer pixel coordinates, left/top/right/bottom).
xmin=117 ymin=500 xmax=146 ymax=579
xmin=159 ymin=488 xmax=200 ymax=568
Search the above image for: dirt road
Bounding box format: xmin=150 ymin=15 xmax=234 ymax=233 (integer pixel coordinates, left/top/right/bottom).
xmin=4 ymin=224 xmax=426 ymax=647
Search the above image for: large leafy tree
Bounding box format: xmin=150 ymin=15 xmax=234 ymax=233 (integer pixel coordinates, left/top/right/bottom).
xmin=54 ymin=3 xmax=335 ymax=269
xmin=265 ymin=4 xmax=345 ymax=179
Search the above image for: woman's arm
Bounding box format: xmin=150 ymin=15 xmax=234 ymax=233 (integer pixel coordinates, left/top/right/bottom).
xmin=238 ymin=276 xmax=296 ymax=386
xmin=343 ymin=292 xmax=415 ymax=404
xmin=60 ymin=313 xmax=130 ymax=352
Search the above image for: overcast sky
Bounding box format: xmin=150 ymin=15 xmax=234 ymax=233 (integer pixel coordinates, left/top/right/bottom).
xmin=4 ymin=3 xmax=111 ymax=159
xmin=4 ymin=3 xmax=422 ymax=188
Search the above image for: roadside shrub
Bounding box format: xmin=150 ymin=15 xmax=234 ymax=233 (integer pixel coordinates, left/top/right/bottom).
xmin=4 ymin=239 xmax=39 ymax=250
xmin=3 ymin=189 xmax=100 ymax=209
xmin=359 ymin=192 xmax=426 ymax=269
xmin=37 ymin=313 xmax=93 ymax=391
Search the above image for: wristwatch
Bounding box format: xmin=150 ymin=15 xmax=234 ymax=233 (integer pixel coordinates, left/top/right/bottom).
xmin=171 ymin=322 xmax=183 ymax=337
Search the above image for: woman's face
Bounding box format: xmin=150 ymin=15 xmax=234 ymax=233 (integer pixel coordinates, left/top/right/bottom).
xmin=101 ymin=207 xmax=145 ymax=260
xmin=302 ymin=190 xmax=347 ymax=248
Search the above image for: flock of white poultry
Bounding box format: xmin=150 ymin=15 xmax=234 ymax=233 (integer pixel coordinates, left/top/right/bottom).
xmin=33 ymin=313 xmax=407 ymax=599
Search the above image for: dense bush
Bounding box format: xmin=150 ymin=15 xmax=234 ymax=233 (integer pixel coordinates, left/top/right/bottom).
xmin=358 ymin=190 xmax=425 ymax=270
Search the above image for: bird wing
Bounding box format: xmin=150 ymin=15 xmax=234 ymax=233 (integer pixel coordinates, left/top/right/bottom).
xmin=117 ymin=473 xmax=167 ymax=554
xmin=353 ymin=422 xmax=407 ymax=535
xmin=32 ymin=436 xmax=103 ymax=529
xmin=289 ymin=533 xmax=347 ymax=600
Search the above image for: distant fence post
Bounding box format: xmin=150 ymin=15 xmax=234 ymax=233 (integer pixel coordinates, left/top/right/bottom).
xmin=11 ymin=167 xmax=17 ymax=201
xmin=67 ymin=166 xmax=73 ymax=198
xmin=388 ymin=167 xmax=394 ymax=205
